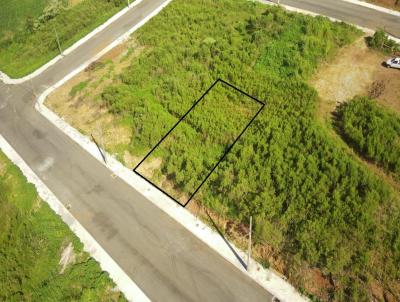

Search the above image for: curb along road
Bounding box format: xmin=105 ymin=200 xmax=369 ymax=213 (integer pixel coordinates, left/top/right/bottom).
xmin=0 ymin=0 xmax=304 ymax=301
xmin=1 ymin=0 xmax=398 ymax=301
xmin=0 ymin=135 xmax=151 ymax=302
xmin=0 ymin=0 xmax=146 ymax=84
xmin=1 ymin=0 xmax=398 ymax=83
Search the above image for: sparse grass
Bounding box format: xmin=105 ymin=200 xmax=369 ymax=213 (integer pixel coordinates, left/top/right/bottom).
xmin=47 ymin=0 xmax=400 ymax=300
xmin=0 ymin=151 xmax=126 ymax=301
xmin=70 ymin=80 xmax=89 ymax=97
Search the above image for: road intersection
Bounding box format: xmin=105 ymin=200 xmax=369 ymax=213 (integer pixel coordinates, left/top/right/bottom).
xmin=0 ymin=0 xmax=398 ymax=301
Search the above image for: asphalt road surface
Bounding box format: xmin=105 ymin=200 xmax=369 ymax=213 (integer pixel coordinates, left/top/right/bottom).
xmin=0 ymin=0 xmax=272 ymax=301
xmin=277 ymin=0 xmax=400 ymax=37
xmin=0 ymin=0 xmax=398 ymax=301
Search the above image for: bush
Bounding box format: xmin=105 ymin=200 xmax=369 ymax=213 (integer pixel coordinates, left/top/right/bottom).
xmin=336 ymin=96 xmax=400 ymax=178
xmin=91 ymin=0 xmax=400 ymax=300
xmin=0 ymin=0 xmax=127 ymax=77
xmin=367 ymin=29 xmax=399 ymax=54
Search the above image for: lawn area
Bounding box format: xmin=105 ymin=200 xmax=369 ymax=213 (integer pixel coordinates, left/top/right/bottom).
xmin=0 ymin=0 xmax=127 ymax=78
xmin=0 ymin=151 xmax=126 ymax=301
xmin=46 ymin=0 xmax=400 ymax=300
xmin=336 ymin=96 xmax=400 ymax=180
xmin=0 ymin=0 xmax=49 ymax=40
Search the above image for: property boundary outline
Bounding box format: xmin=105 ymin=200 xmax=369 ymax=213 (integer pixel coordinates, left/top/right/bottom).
xmin=133 ymin=78 xmax=266 ymax=207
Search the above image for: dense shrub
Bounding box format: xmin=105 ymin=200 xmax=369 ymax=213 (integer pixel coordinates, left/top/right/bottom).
xmin=336 ymin=96 xmax=400 ymax=178
xmin=100 ymin=0 xmax=399 ymax=300
xmin=367 ymin=29 xmax=400 ymax=54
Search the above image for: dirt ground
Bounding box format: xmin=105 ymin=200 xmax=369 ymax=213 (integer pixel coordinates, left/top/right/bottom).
xmin=311 ymin=37 xmax=400 ymax=301
xmin=311 ymin=37 xmax=400 ymax=120
xmin=311 ymin=36 xmax=400 ymax=190
xmin=46 ymin=33 xmax=400 ymax=301
xmin=46 ymin=38 xmax=144 ymax=163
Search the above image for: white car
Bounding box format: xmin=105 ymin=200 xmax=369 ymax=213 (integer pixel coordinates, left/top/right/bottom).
xmin=386 ymin=57 xmax=400 ymax=69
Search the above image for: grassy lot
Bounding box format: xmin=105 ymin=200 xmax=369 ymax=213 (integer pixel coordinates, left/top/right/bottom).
xmin=336 ymin=96 xmax=400 ymax=180
xmin=0 ymin=0 xmax=49 ymax=40
xmin=367 ymin=0 xmax=400 ymax=11
xmin=0 ymin=151 xmax=126 ymax=301
xmin=46 ymin=0 xmax=400 ymax=300
xmin=0 ymin=0 xmax=127 ymax=78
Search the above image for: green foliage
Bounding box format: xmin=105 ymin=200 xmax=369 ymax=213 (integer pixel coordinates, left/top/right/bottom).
xmin=0 ymin=0 xmax=50 ymax=40
xmin=70 ymin=80 xmax=89 ymax=97
xmin=367 ymin=29 xmax=400 ymax=54
xmin=0 ymin=152 xmax=126 ymax=302
xmin=138 ymin=81 xmax=261 ymax=198
xmin=96 ymin=0 xmax=397 ymax=299
xmin=336 ymin=96 xmax=400 ymax=178
xmin=0 ymin=0 xmax=127 ymax=77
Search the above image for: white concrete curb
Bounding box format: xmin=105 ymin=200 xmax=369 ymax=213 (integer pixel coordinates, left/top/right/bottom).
xmin=341 ymin=0 xmax=400 ymax=17
xmin=37 ymin=98 xmax=307 ymax=302
xmin=34 ymin=1 xmax=308 ymax=301
xmin=261 ymin=0 xmax=400 ymax=43
xmin=0 ymin=0 xmax=146 ymax=84
xmin=0 ymin=135 xmax=150 ymax=302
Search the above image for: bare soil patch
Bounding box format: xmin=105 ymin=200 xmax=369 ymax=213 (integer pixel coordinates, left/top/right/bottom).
xmin=311 ymin=37 xmax=400 ymax=117
xmin=311 ymin=37 xmax=400 ymax=192
xmin=186 ymin=199 xmax=333 ymax=299
xmin=46 ymin=38 xmax=145 ymax=161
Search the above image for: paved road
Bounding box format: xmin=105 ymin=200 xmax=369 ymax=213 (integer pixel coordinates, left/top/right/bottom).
xmin=275 ymin=0 xmax=400 ymax=37
xmin=0 ymin=0 xmax=398 ymax=301
xmin=0 ymin=1 xmax=272 ymax=301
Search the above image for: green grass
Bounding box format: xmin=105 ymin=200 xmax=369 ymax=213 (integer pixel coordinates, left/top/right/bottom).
xmin=93 ymin=0 xmax=400 ymax=300
xmin=137 ymin=80 xmax=262 ymax=201
xmin=336 ymin=96 xmax=400 ymax=179
xmin=70 ymin=80 xmax=90 ymax=97
xmin=0 ymin=0 xmax=127 ymax=78
xmin=0 ymin=0 xmax=49 ymax=39
xmin=0 ymin=151 xmax=126 ymax=302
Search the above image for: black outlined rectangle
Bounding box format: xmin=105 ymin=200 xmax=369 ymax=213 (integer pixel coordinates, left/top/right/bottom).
xmin=133 ymin=79 xmax=265 ymax=207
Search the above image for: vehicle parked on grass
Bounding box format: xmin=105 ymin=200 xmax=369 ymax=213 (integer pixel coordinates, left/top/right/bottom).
xmin=385 ymin=57 xmax=400 ymax=69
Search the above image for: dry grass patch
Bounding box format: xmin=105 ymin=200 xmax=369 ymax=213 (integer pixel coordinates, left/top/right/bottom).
xmin=46 ymin=38 xmax=145 ymax=158
xmin=311 ymin=36 xmax=400 ymax=192
xmin=0 ymin=160 xmax=6 ymax=176
xmin=312 ymin=36 xmax=400 ymax=118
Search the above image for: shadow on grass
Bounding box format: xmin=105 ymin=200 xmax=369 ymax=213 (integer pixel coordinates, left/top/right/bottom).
xmin=205 ymin=209 xmax=248 ymax=270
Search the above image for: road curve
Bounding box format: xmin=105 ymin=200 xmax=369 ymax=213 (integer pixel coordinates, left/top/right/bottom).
xmin=276 ymin=0 xmax=400 ymax=37
xmin=0 ymin=0 xmax=398 ymax=301
xmin=0 ymin=0 xmax=273 ymax=301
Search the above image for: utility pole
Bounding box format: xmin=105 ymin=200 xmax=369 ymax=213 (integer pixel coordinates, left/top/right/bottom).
xmin=247 ymin=216 xmax=252 ymax=271
xmin=53 ymin=26 xmax=62 ymax=55
xmin=127 ymin=0 xmax=130 ymax=7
